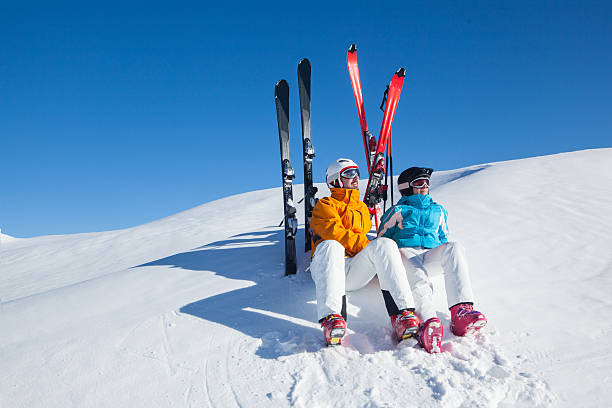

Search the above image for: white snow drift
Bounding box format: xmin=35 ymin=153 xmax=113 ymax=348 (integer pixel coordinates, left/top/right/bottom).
xmin=1 ymin=148 xmax=611 ymax=407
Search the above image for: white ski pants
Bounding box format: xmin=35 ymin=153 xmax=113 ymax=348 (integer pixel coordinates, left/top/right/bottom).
xmin=400 ymin=242 xmax=475 ymax=321
xmin=310 ymin=238 xmax=415 ymax=321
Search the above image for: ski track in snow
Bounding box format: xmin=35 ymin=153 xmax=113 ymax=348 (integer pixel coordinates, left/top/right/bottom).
xmin=2 ymin=149 xmax=612 ymax=407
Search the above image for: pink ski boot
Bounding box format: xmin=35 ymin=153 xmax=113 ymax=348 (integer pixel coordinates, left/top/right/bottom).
xmin=321 ymin=314 xmax=346 ymax=346
xmin=450 ymin=303 xmax=487 ymax=336
xmin=391 ymin=309 xmax=421 ymax=341
xmin=419 ymin=317 xmax=443 ymax=353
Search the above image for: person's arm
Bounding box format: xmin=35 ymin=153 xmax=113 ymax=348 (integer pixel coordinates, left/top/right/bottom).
xmin=438 ymin=206 xmax=449 ymax=243
xmin=378 ymin=206 xmax=402 ymax=239
xmin=311 ymin=199 xmax=370 ymax=257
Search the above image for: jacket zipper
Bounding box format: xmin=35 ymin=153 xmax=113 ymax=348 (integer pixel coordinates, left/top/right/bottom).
xmin=420 ymin=209 xmax=425 ymax=247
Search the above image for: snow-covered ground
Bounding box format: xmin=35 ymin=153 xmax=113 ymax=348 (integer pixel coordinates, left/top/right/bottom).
xmin=1 ymin=148 xmax=611 ymax=407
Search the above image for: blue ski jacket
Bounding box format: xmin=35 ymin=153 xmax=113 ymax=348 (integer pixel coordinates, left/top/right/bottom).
xmin=378 ymin=194 xmax=449 ymax=249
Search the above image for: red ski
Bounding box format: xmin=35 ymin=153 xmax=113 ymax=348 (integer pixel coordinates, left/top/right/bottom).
xmin=347 ymin=44 xmax=406 ymax=228
xmin=363 ymin=68 xmax=405 ymax=213
xmin=347 ymin=44 xmax=377 ymax=175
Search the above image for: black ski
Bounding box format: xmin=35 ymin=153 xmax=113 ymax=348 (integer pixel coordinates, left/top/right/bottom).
xmin=275 ymin=79 xmax=298 ymax=275
xmin=298 ymin=58 xmax=317 ymax=253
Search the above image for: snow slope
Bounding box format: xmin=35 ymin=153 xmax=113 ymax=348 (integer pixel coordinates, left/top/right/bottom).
xmin=1 ymin=148 xmax=611 ymax=407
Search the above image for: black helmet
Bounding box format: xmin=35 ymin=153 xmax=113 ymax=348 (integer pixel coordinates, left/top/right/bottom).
xmin=398 ymin=167 xmax=434 ymax=196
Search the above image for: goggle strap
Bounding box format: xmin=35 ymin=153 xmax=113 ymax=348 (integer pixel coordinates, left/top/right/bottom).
xmin=397 ymin=181 xmax=411 ymax=190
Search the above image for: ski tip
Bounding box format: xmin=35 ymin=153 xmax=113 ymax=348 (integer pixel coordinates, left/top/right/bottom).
xmin=348 ymin=43 xmax=357 ymax=53
xmin=395 ymin=68 xmax=406 ymax=78
xmin=275 ymin=79 xmax=289 ymax=89
xmin=298 ymin=59 xmax=311 ymax=78
xmin=275 ymin=79 xmax=289 ymax=97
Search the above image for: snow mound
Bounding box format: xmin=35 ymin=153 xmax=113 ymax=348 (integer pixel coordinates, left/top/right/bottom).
xmin=0 ymin=231 xmax=18 ymax=244
xmin=1 ymin=148 xmax=611 ymax=407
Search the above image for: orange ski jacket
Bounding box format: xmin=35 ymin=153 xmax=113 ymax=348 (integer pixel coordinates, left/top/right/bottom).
xmin=310 ymin=188 xmax=372 ymax=257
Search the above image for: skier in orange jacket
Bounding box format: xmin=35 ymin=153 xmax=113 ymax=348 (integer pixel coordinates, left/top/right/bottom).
xmin=309 ymin=158 xmax=419 ymax=346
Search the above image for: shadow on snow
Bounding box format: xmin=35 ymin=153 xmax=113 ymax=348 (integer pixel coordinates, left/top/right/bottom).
xmin=432 ymin=165 xmax=491 ymax=187
xmin=136 ymin=228 xmax=324 ymax=359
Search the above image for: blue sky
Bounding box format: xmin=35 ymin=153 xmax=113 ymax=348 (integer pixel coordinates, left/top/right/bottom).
xmin=2 ymin=1 xmax=611 ymax=237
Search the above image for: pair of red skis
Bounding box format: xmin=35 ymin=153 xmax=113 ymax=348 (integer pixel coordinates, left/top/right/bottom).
xmin=347 ymin=44 xmax=405 ymax=230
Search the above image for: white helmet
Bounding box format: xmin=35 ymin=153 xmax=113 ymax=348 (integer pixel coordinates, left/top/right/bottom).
xmin=326 ymin=158 xmax=359 ymax=188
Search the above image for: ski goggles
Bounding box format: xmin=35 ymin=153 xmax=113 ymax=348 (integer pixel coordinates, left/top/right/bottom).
xmin=409 ymin=177 xmax=430 ymax=188
xmin=340 ymin=167 xmax=360 ymax=179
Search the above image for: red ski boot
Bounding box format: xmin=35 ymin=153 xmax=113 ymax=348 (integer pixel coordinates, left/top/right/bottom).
xmin=419 ymin=317 xmax=443 ymax=353
xmin=321 ymin=314 xmax=346 ymax=346
xmin=450 ymin=303 xmax=487 ymax=336
xmin=391 ymin=309 xmax=421 ymax=341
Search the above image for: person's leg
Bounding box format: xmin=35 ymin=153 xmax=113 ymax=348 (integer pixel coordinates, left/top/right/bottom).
xmin=399 ymin=247 xmax=445 ymax=352
xmin=423 ymin=242 xmax=486 ymax=336
xmin=345 ymin=237 xmax=415 ymax=313
xmin=422 ymin=242 xmax=474 ymax=308
xmin=399 ymin=247 xmax=437 ymax=321
xmin=346 ymin=238 xmax=420 ymax=340
xmin=310 ymin=240 xmax=347 ymax=321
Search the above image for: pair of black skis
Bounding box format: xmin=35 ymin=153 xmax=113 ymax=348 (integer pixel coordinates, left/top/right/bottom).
xmin=275 ymin=48 xmax=405 ymax=275
xmin=275 ymin=59 xmax=317 ymax=276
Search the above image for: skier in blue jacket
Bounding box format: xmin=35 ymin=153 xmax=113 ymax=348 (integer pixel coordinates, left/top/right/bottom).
xmin=378 ymin=167 xmax=487 ymax=353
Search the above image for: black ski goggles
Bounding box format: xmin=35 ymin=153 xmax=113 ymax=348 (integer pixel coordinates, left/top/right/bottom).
xmin=340 ymin=167 xmax=360 ymax=179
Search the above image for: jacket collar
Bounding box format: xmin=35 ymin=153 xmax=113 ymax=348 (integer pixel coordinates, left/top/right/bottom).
xmin=398 ymin=194 xmax=433 ymax=208
xmin=330 ymin=187 xmax=361 ymax=203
